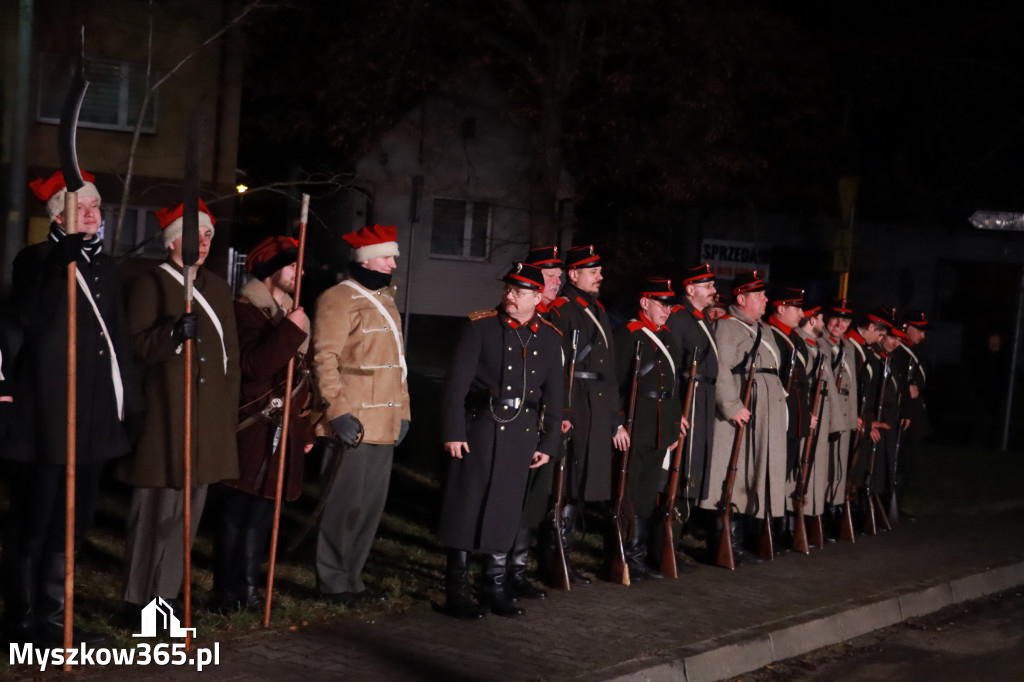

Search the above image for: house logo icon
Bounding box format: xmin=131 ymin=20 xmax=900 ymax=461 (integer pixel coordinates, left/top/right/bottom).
xmin=132 ymin=597 xmax=197 ymax=638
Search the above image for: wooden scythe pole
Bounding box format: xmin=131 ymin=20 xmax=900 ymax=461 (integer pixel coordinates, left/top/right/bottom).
xmin=180 ymin=112 xmax=203 ymax=651
xmin=58 ymin=32 xmax=89 ymax=668
xmin=263 ymin=193 xmax=310 ymax=627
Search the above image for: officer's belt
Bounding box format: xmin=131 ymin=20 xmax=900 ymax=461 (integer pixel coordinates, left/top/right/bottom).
xmin=692 ymin=372 xmax=717 ymax=386
xmin=640 ymin=390 xmax=673 ymax=400
xmin=730 ymin=367 xmax=779 ymax=376
xmin=837 ymin=388 xmax=850 ymax=396
xmin=466 ymin=391 xmax=539 ymax=413
xmin=573 ymin=370 xmax=604 ymax=381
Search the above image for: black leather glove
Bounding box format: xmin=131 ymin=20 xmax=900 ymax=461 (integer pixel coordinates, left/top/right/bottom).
xmin=330 ymin=413 xmax=363 ymax=447
xmin=54 ymin=233 xmax=86 ymax=267
xmin=396 ymin=419 xmax=410 ymax=447
xmin=172 ymin=313 xmax=199 ymax=346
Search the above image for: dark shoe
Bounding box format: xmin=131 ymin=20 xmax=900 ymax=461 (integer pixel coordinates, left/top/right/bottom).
xmin=355 ymin=590 xmax=388 ymax=605
xmin=480 ymin=553 xmax=525 ymax=617
xmin=625 ymin=516 xmax=664 ymax=580
xmin=569 ymin=568 xmax=592 ymax=585
xmin=33 ymin=551 xmax=111 ymax=646
xmin=899 ymin=509 xmax=918 ymax=522
xmin=444 ymin=549 xmax=484 ymax=619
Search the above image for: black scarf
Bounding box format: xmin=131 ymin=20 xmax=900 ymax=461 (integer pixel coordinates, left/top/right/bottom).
xmin=49 ymin=222 xmax=104 ymax=261
xmin=349 ymin=262 xmax=392 ymax=290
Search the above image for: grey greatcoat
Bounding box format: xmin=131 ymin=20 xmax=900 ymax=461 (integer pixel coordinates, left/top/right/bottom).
xmin=549 ymin=283 xmax=619 ymax=501
xmin=792 ymin=330 xmax=834 ymax=516
xmin=820 ymin=334 xmax=859 ymax=506
xmin=117 ymin=261 xmax=241 ymax=488
xmin=439 ymin=308 xmax=564 ymax=553
xmin=666 ymin=302 xmax=719 ymax=502
xmin=706 ymin=307 xmax=788 ymax=518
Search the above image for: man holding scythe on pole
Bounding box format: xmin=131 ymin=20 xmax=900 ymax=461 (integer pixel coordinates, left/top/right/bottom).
xmin=1 ymin=44 xmax=143 ymax=647
xmin=118 ymin=199 xmax=240 ymax=626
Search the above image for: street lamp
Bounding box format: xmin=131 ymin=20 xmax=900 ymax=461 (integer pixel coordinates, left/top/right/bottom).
xmin=969 ymin=210 xmax=1024 ymax=452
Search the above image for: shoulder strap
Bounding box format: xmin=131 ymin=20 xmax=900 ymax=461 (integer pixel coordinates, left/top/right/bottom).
xmin=74 ymin=270 xmax=125 ymax=419
xmin=340 ymin=279 xmax=408 ymax=382
xmin=640 ymin=326 xmax=676 ymax=378
xmin=159 ymin=263 xmax=228 ymax=374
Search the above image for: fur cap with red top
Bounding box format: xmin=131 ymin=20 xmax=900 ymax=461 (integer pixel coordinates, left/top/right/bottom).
xmin=155 ymin=199 xmax=216 ymax=246
xmin=29 ymin=169 xmax=101 ymax=220
xmin=342 ymin=224 xmax=399 ymax=262
xmin=247 ymin=236 xmax=299 ymax=280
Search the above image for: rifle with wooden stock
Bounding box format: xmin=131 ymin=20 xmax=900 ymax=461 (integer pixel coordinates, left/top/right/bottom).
xmin=659 ymin=347 xmax=701 ymax=578
xmin=839 ymin=383 xmax=869 ymax=543
xmin=715 ymin=327 xmax=761 ymax=570
xmin=547 ymin=328 xmax=580 ymax=591
xmin=861 ymin=356 xmax=892 ymax=535
xmin=609 ymin=340 xmax=643 ymax=586
xmin=791 ymin=354 xmax=826 ymax=554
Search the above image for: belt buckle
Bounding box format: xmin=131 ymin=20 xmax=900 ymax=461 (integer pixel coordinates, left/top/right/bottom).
xmin=511 ymin=397 xmax=522 ymax=409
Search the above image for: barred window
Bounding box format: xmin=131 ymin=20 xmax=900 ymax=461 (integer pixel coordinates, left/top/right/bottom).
xmin=102 ymin=206 xmax=166 ymax=258
xmin=37 ymin=54 xmax=157 ymax=133
xmin=430 ymin=198 xmax=491 ymax=260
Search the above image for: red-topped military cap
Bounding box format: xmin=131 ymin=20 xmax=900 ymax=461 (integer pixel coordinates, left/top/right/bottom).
xmin=867 ymin=306 xmax=898 ymax=329
xmin=731 ymin=270 xmax=766 ymax=296
xmin=247 ymin=235 xmax=300 ymax=280
xmin=565 ymin=244 xmax=601 ymax=269
xmin=709 ymin=293 xmax=728 ymax=311
xmin=641 ymin=277 xmax=676 ymax=303
xmin=802 ymin=300 xmax=822 ymax=318
xmin=903 ymin=309 xmax=930 ymax=329
xmin=502 ymin=262 xmax=545 ymax=292
xmin=524 ymin=245 xmax=562 ymax=269
xmin=769 ymin=286 xmax=804 ymax=307
xmin=826 ymin=297 xmax=854 ymax=319
xmin=681 ymin=263 xmax=715 ymax=285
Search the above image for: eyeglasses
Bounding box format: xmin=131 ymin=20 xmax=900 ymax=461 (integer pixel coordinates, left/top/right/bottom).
xmin=503 ymin=285 xmax=537 ymax=299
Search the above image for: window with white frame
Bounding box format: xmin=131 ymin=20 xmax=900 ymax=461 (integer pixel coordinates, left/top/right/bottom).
xmin=37 ymin=54 xmax=157 ymax=133
xmin=430 ymin=198 xmax=492 ymax=260
xmin=102 ymin=206 xmax=167 ymax=258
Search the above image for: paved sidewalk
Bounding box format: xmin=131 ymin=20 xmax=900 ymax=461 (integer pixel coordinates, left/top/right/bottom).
xmin=34 ymin=506 xmax=1024 ymax=681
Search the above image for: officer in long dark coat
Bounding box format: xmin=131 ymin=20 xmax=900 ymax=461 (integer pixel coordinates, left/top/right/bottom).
xmin=667 ymin=264 xmax=720 ymax=537
xmin=439 ymin=263 xmax=563 ymax=619
xmin=1 ymin=170 xmax=142 ymax=645
xmin=506 ymin=246 xmax=564 ymax=600
xmin=548 ymin=245 xmax=620 ymax=583
xmin=845 ymin=311 xmax=886 ymax=511
xmin=614 ymin=278 xmax=684 ymax=580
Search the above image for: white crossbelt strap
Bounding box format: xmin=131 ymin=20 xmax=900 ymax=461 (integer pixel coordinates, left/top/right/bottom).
xmin=74 ymin=270 xmax=125 ymax=419
xmin=698 ymin=319 xmax=719 ymax=358
xmin=0 ymin=348 xmax=5 ymax=381
xmin=902 ymin=344 xmax=926 ymax=382
xmin=159 ymin=263 xmax=228 ymax=374
xmin=341 ymin=279 xmax=407 ymax=382
xmin=640 ymin=326 xmax=676 ymax=378
xmin=582 ymin=305 xmax=609 ymax=350
xmin=729 ymin=317 xmax=780 ymax=368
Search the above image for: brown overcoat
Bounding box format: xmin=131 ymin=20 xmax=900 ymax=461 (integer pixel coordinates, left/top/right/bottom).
xmin=117 ymin=261 xmax=241 ymax=488
xmin=222 ymin=279 xmax=312 ymax=501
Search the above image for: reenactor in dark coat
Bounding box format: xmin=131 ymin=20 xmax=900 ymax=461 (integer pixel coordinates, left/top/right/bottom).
xmin=213 ymin=236 xmax=314 ymax=613
xmin=845 ymin=311 xmax=887 ymax=503
xmin=439 ymin=263 xmax=564 ymax=618
xmin=548 ymin=245 xmax=621 ymax=583
xmin=891 ymin=310 xmax=930 ymax=517
xmin=507 ymin=246 xmax=564 ymax=600
xmin=614 ymin=278 xmax=685 ymax=579
xmin=667 ymin=264 xmax=720 ymax=537
xmin=768 ymin=288 xmax=813 ymax=484
xmin=1 ymin=170 xmax=143 ymax=645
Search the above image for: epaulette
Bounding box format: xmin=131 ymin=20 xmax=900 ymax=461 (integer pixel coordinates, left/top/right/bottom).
xmin=720 ymin=314 xmax=733 ymax=320
xmin=626 ymin=320 xmax=645 ymax=332
xmin=574 ymin=296 xmax=589 ymax=309
xmin=539 ymin=317 xmax=563 ymax=336
xmin=551 ymin=296 xmax=570 ymax=309
xmin=670 ymin=304 xmax=685 ymax=314
xmin=467 ymin=309 xmax=498 ymax=321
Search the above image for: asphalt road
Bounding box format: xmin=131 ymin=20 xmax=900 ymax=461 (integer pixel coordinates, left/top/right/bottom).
xmin=735 ymin=589 xmax=1024 ymax=682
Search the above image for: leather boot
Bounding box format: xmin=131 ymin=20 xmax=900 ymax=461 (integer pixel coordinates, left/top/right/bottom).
xmin=625 ymin=516 xmax=664 ymax=580
xmin=559 ymin=503 xmax=591 ymax=585
xmin=443 ymin=549 xmax=484 ymax=620
xmin=1 ymin=557 xmax=36 ymax=644
xmin=480 ymin=553 xmax=524 ymax=617
xmin=212 ymin=503 xmax=243 ymax=613
xmin=507 ymin=529 xmax=546 ymax=600
xmin=239 ymin=525 xmax=267 ymax=613
xmin=34 ymin=551 xmax=108 ymax=646
xmin=729 ymin=515 xmax=762 ymax=566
